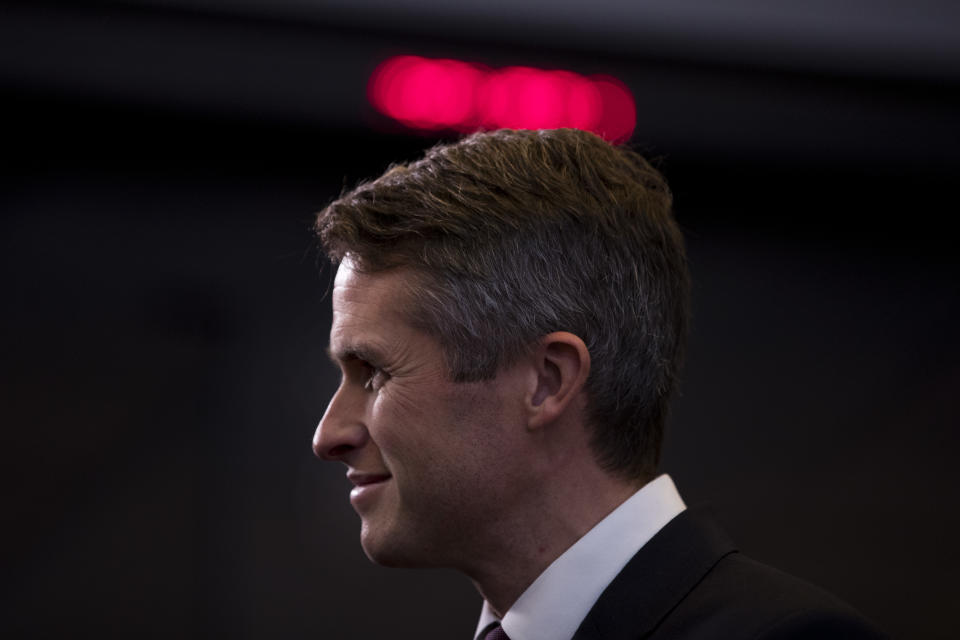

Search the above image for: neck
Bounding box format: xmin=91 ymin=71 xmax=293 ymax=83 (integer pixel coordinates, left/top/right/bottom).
xmin=465 ymin=464 xmax=644 ymax=617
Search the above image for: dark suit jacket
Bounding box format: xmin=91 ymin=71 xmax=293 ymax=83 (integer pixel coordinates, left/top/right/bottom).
xmin=572 ymin=508 xmax=887 ymax=639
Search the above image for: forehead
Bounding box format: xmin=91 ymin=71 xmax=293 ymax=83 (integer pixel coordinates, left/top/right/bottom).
xmin=332 ymin=258 xmax=413 ymax=310
xmin=328 ymin=259 xmax=418 ymax=357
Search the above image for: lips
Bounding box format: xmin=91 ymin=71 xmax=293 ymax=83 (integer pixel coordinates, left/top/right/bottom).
xmin=347 ymin=471 xmax=392 ymax=510
xmin=347 ymin=472 xmax=392 ymax=487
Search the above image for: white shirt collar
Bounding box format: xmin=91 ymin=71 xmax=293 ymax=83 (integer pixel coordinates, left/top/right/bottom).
xmin=474 ymin=474 xmax=686 ymax=640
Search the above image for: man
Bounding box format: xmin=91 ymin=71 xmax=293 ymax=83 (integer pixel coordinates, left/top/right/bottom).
xmin=312 ymin=129 xmax=884 ymax=639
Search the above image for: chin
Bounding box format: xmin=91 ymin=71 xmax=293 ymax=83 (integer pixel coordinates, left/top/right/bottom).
xmin=361 ymin=539 xmax=421 ymax=568
xmin=359 ymin=525 xmax=438 ymax=569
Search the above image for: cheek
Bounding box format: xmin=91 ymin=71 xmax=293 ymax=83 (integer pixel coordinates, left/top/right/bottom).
xmin=377 ymin=386 xmax=496 ymax=481
xmin=368 ymin=383 xmax=446 ymax=457
xmin=369 ymin=377 xmax=514 ymax=468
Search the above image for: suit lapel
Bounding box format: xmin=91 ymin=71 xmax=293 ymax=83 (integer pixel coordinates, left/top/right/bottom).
xmin=571 ymin=507 xmax=737 ymax=640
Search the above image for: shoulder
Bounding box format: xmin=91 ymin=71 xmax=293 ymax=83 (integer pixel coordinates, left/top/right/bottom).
xmin=573 ymin=508 xmax=887 ymax=640
xmin=655 ymin=551 xmax=888 ymax=639
xmin=751 ymin=608 xmax=889 ymax=639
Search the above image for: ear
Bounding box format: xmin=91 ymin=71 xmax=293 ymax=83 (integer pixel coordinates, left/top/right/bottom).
xmin=527 ymin=332 xmax=591 ymax=430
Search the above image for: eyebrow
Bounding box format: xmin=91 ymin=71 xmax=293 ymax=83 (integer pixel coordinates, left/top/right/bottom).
xmin=326 ymin=343 xmax=387 ymax=368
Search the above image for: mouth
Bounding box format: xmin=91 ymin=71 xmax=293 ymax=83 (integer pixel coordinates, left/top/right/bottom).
xmin=347 ymin=472 xmax=392 ymax=487
xmin=346 ymin=472 xmax=392 ymax=509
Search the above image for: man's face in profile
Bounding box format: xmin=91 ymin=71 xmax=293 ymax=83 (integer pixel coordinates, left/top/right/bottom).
xmin=314 ymin=259 xmax=532 ymax=568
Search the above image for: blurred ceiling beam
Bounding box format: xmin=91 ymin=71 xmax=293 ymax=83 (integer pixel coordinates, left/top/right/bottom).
xmin=1 ymin=1 xmax=958 ymax=170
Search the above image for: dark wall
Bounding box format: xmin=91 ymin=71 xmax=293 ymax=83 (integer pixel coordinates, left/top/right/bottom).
xmin=2 ymin=7 xmax=959 ymax=639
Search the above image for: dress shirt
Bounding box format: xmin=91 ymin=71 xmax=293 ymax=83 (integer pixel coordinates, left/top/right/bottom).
xmin=473 ymin=474 xmax=686 ymax=640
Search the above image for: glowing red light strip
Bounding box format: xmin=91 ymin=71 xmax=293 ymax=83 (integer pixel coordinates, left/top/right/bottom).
xmin=369 ymin=56 xmax=636 ymax=143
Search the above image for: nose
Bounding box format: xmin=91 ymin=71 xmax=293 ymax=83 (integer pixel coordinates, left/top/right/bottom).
xmin=313 ymin=384 xmax=369 ymax=461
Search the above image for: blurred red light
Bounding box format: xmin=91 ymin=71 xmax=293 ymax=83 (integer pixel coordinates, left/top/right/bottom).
xmin=369 ymin=56 xmax=635 ymax=142
xmin=591 ymin=76 xmax=637 ymax=144
xmin=562 ymin=72 xmax=602 ymax=131
xmin=518 ymin=70 xmax=567 ymax=129
xmin=369 ymin=57 xmax=480 ymax=129
xmin=369 ymin=56 xmax=419 ymax=117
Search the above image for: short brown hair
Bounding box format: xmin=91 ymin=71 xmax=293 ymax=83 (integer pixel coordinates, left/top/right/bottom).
xmin=315 ymin=128 xmax=689 ymax=481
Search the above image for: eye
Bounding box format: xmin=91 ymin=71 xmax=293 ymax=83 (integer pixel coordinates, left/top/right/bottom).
xmin=361 ymin=362 xmax=389 ymax=392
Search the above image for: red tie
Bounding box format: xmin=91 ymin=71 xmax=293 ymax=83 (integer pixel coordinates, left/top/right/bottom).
xmin=483 ymin=622 xmax=511 ymax=640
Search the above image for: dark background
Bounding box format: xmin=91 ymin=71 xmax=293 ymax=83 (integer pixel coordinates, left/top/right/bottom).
xmin=2 ymin=1 xmax=958 ymax=638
